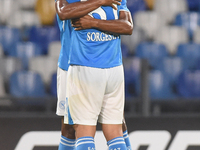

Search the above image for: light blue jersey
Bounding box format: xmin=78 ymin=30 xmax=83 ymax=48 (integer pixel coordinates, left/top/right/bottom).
xmin=57 ymin=0 xmax=129 ymax=70
xmin=57 ymin=14 xmax=72 ymax=71
xmin=68 ymin=0 xmax=129 ymax=68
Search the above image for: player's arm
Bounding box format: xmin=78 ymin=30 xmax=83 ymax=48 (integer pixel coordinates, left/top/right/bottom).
xmin=71 ymin=11 xmax=133 ymax=35
xmin=55 ymin=0 xmax=121 ymax=20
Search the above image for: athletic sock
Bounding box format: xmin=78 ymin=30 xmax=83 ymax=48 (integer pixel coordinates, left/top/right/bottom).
xmin=58 ymin=135 xmax=75 ymax=150
xmin=107 ymin=136 xmax=127 ymax=150
xmin=123 ymin=130 xmax=132 ymax=150
xmin=75 ymin=136 xmax=95 ymax=150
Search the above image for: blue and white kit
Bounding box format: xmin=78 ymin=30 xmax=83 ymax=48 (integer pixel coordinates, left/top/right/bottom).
xmin=65 ymin=0 xmax=130 ymax=125
xmin=56 ymin=0 xmax=129 ymax=116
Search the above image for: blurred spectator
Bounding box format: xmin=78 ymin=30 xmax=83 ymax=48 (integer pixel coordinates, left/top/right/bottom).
xmin=144 ymin=0 xmax=155 ymax=10
xmin=35 ymin=0 xmax=56 ymax=25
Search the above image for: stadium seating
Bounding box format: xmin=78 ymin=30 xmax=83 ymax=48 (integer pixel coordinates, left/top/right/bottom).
xmin=176 ymin=43 xmax=200 ymax=70
xmin=9 ymin=70 xmax=46 ymax=97
xmin=123 ymin=57 xmax=141 ymax=97
xmin=155 ymin=57 xmax=184 ymax=83
xmin=121 ymin=43 xmax=130 ymax=58
xmin=0 ymin=74 xmax=6 ymax=97
xmin=0 ymin=0 xmax=199 ymax=101
xmin=0 ymin=27 xmax=21 ymax=55
xmin=121 ymin=27 xmax=148 ymax=55
xmin=50 ymin=72 xmax=57 ymax=97
xmin=154 ymin=0 xmax=188 ymax=24
xmin=177 ymin=70 xmax=200 ymax=97
xmin=17 ymin=0 xmax=37 ymax=9
xmin=149 ymin=70 xmax=176 ymax=99
xmin=0 ymin=45 xmax=3 ymax=57
xmin=196 ymin=59 xmax=200 ymax=70
xmin=154 ymin=26 xmax=189 ymax=55
xmin=48 ymin=41 xmax=61 ymax=60
xmin=135 ymin=42 xmax=168 ymax=68
xmin=29 ymin=56 xmax=57 ymax=87
xmin=186 ymin=0 xmax=200 ymax=11
xmin=9 ymin=42 xmax=43 ymax=70
xmin=0 ymin=0 xmax=20 ymax=24
xmin=127 ymin=0 xmax=147 ymax=16
xmin=174 ymin=12 xmax=200 ymax=40
xmin=29 ymin=26 xmax=60 ymax=54
xmin=7 ymin=10 xmax=40 ymax=29
xmin=0 ymin=57 xmax=23 ymax=85
xmin=134 ymin=11 xmax=167 ymax=40
xmin=193 ymin=27 xmax=200 ymax=43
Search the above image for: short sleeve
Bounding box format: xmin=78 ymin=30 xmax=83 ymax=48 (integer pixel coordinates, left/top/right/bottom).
xmin=119 ymin=0 xmax=130 ymax=12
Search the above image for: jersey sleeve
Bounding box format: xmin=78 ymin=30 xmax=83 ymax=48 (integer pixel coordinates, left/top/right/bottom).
xmin=119 ymin=0 xmax=130 ymax=12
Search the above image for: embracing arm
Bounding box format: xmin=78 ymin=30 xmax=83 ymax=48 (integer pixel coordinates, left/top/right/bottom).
xmin=93 ymin=11 xmax=133 ymax=35
xmin=55 ymin=0 xmax=121 ymax=20
xmin=72 ymin=11 xmax=133 ymax=35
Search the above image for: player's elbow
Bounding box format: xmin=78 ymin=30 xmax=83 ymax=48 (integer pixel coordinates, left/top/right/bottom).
xmin=55 ymin=1 xmax=71 ymax=20
xmin=57 ymin=7 xmax=72 ymax=20
xmin=59 ymin=15 xmax=66 ymax=21
xmin=125 ymin=24 xmax=133 ymax=35
xmin=57 ymin=12 xmax=69 ymax=20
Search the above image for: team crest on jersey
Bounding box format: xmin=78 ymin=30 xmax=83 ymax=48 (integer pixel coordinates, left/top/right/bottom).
xmin=59 ymin=101 xmax=65 ymax=110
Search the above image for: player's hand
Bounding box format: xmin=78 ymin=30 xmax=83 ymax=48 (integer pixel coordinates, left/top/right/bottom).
xmin=71 ymin=15 xmax=94 ymax=31
xmin=97 ymin=0 xmax=121 ymax=10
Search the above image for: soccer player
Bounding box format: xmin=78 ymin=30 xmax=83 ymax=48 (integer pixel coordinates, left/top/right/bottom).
xmin=55 ymin=0 xmax=133 ymax=149
xmin=55 ymin=0 xmax=124 ymax=149
xmin=65 ymin=1 xmax=133 ymax=150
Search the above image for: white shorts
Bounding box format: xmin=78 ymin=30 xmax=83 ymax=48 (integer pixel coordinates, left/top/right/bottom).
xmin=56 ymin=67 xmax=68 ymax=116
xmin=65 ymin=65 xmax=125 ymax=125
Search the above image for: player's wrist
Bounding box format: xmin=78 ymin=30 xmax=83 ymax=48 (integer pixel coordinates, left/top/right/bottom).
xmin=91 ymin=19 xmax=99 ymax=28
xmin=89 ymin=0 xmax=103 ymax=6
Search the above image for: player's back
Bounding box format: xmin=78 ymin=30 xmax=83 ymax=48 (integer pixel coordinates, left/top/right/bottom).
xmin=68 ymin=0 xmax=123 ymax=68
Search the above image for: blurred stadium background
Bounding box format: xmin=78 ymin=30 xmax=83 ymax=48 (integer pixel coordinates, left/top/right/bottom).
xmin=1 ymin=0 xmax=200 ymax=149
